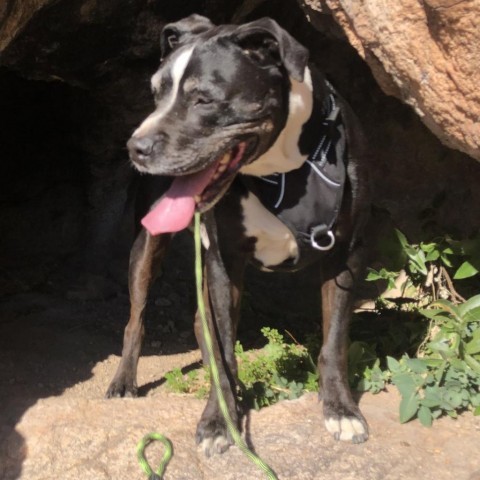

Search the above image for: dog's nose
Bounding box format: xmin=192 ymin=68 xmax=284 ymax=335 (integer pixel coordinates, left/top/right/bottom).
xmin=128 ymin=136 xmax=154 ymax=158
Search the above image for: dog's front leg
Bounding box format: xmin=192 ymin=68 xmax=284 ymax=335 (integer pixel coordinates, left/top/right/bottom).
xmin=194 ymin=211 xmax=245 ymax=457
xmin=106 ymin=229 xmax=171 ymax=398
xmin=319 ymin=244 xmax=369 ymax=443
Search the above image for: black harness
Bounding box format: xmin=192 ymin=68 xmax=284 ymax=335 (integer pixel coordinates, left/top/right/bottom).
xmin=243 ymin=92 xmax=347 ymax=271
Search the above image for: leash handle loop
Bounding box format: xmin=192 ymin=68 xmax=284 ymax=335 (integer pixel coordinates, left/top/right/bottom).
xmin=137 ymin=432 xmax=173 ymax=480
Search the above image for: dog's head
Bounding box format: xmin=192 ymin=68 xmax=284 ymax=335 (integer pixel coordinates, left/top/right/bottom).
xmin=128 ymin=15 xmax=310 ymax=233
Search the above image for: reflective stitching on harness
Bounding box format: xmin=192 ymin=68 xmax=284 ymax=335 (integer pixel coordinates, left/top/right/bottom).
xmin=309 ymin=133 xmax=327 ymax=163
xmin=305 ymin=160 xmax=341 ymax=187
xmin=319 ymin=139 xmax=332 ymax=165
xmin=274 ymin=174 xmax=286 ymax=209
xmin=258 ymin=177 xmax=279 ymax=185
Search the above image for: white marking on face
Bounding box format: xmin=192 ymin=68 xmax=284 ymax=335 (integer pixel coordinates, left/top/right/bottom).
xmin=241 ymin=192 xmax=298 ymax=267
xmin=133 ymin=46 xmax=195 ymax=137
xmin=240 ymin=67 xmax=314 ymax=177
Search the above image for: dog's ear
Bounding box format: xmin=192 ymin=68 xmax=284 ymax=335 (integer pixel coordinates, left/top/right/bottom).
xmin=232 ymin=18 xmax=309 ymax=82
xmin=160 ymin=14 xmax=215 ymax=59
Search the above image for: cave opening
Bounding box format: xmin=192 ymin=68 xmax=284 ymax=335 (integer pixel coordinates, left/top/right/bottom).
xmin=0 ymin=68 xmax=94 ymax=296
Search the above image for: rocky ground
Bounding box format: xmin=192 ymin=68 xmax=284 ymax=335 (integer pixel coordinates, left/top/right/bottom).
xmin=0 ymin=266 xmax=479 ymax=480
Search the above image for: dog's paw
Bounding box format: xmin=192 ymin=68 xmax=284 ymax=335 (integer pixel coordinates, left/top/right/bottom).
xmin=198 ymin=435 xmax=232 ymax=457
xmin=195 ymin=417 xmax=233 ymax=457
xmin=105 ymin=379 xmax=138 ymax=398
xmin=324 ymin=415 xmax=369 ymax=444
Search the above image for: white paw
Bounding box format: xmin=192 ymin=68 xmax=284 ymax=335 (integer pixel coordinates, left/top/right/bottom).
xmin=199 ymin=434 xmax=231 ymax=457
xmin=325 ymin=416 xmax=369 ymax=443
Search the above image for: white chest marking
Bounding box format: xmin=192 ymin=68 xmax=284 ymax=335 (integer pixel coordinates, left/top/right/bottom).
xmin=133 ymin=46 xmax=195 ymax=137
xmin=241 ymin=192 xmax=298 ymax=268
xmin=240 ymin=67 xmax=314 ymax=177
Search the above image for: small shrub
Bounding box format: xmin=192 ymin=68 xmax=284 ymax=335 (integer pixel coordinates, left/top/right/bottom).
xmin=164 ymin=327 xmax=319 ymax=409
xmin=235 ymin=327 xmax=318 ymax=409
xmin=362 ymin=230 xmax=480 ymax=424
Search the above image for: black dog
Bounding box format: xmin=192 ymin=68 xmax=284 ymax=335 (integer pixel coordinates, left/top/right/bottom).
xmin=106 ymin=14 xmax=371 ymax=456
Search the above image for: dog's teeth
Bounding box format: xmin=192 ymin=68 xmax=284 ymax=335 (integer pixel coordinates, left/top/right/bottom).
xmin=217 ymin=164 xmax=227 ymax=173
xmin=220 ymin=154 xmax=230 ymax=165
xmin=194 ymin=195 xmax=201 ymax=203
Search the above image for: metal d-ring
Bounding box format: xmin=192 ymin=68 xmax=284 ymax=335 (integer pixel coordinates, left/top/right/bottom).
xmin=310 ymin=226 xmax=335 ymax=251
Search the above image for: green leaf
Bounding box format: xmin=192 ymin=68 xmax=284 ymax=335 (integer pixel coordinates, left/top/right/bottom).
xmin=440 ymin=254 xmax=453 ymax=268
xmin=465 ymin=330 xmax=480 ymax=355
xmin=419 ymin=309 xmax=452 ymax=323
xmin=395 ymin=228 xmax=409 ymax=249
xmin=399 ymin=391 xmax=420 ymax=423
xmin=426 ymin=340 xmax=450 ymax=353
xmin=392 ymin=372 xmax=417 ymax=397
xmin=430 ymin=300 xmax=461 ymax=322
xmin=404 ymin=358 xmax=429 ymax=374
xmin=422 ymin=390 xmax=441 ymax=408
xmin=458 ymin=294 xmax=480 ymax=319
xmin=417 ymin=405 xmax=433 ymax=427
xmin=386 ymin=356 xmax=401 ymax=372
xmin=442 ymin=390 xmax=463 ymax=409
xmin=465 ymin=354 xmax=480 ymax=374
xmin=425 ymin=250 xmax=440 ymax=262
xmin=420 ymin=242 xmax=437 ymax=253
xmin=366 ymin=269 xmax=383 ymax=281
xmin=423 ymin=358 xmax=444 ymax=368
xmin=474 ymin=406 xmax=480 ymax=416
xmin=454 ymin=261 xmax=479 ymax=280
xmin=407 ymin=248 xmax=428 ymax=276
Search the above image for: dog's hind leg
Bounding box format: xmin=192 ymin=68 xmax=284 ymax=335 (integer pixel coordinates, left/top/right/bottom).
xmin=106 ymin=229 xmax=171 ymax=398
xmin=318 ymin=243 xmax=369 ymax=443
xmin=194 ymin=210 xmax=246 ymax=457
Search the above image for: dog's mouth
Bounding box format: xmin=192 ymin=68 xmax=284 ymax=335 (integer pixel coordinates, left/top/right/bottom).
xmin=141 ymin=140 xmax=254 ymax=235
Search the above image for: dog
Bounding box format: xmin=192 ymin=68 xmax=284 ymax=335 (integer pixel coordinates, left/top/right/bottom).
xmin=106 ymin=14 xmax=371 ymax=456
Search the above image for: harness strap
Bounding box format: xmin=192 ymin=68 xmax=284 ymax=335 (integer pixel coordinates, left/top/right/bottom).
xmin=254 ymin=91 xmax=346 ymax=256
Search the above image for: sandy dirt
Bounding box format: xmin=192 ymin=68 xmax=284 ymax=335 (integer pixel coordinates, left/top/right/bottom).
xmin=1 ymin=272 xmax=479 ymax=480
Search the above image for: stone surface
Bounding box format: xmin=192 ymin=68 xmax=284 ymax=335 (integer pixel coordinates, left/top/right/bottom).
xmin=301 ymin=0 xmax=480 ymax=161
xmin=2 ymin=388 xmax=480 ymax=480
xmin=1 ymin=291 xmax=479 ymax=480
xmin=0 ymin=0 xmax=55 ymax=52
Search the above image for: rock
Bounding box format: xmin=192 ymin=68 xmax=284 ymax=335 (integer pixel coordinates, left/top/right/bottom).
xmin=0 ymin=1 xmax=56 ymax=52
xmin=1 ymin=391 xmax=479 ymax=479
xmin=300 ymin=0 xmax=480 ymax=161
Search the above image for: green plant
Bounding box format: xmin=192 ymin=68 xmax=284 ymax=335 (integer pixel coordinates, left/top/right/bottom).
xmin=164 ymin=367 xmax=210 ymax=398
xmin=164 ymin=328 xmax=319 ymax=408
xmin=235 ymin=327 xmax=318 ymax=409
xmin=362 ymin=229 xmax=480 ymax=424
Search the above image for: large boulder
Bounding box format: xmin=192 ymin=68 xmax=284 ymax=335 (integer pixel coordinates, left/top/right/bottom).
xmin=300 ymin=0 xmax=480 ymax=161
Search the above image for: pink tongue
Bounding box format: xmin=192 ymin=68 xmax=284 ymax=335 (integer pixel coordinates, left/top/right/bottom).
xmin=141 ymin=162 xmax=218 ymax=235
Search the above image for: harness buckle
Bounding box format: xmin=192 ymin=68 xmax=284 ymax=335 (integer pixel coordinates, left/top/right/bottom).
xmin=310 ymin=225 xmax=335 ymax=251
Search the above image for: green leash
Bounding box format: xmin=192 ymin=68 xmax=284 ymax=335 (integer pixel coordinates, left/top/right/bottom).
xmin=137 ymin=433 xmax=173 ymax=480
xmin=137 ymin=212 xmax=278 ymax=479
